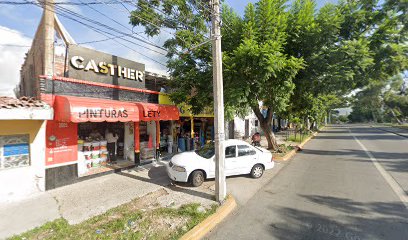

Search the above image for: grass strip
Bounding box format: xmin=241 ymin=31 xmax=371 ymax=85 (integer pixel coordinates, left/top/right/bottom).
xmin=9 ymin=202 xmax=217 ymax=240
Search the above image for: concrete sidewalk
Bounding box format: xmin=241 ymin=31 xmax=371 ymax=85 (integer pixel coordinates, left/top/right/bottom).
xmin=0 ymin=161 xmax=215 ymax=239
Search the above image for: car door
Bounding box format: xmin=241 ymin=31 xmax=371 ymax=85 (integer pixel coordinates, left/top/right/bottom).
xmin=236 ymin=145 xmax=258 ymax=174
xmin=224 ymin=145 xmax=237 ymax=175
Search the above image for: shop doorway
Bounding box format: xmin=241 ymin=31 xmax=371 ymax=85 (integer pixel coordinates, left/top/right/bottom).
xmin=77 ymin=122 xmax=134 ymax=177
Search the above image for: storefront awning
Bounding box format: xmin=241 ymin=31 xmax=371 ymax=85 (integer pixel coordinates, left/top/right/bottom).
xmin=136 ymin=103 xmax=180 ymax=121
xmin=54 ymin=95 xmax=140 ymax=122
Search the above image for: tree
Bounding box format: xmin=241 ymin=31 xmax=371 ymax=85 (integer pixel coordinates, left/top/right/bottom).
xmin=287 ymin=0 xmax=374 ymax=127
xmin=129 ymin=0 xmax=407 ymax=149
xmin=130 ymin=0 xmax=214 ymax=114
xmin=348 ymin=83 xmax=384 ymax=123
xmin=342 ymin=0 xmax=408 ymax=123
xmin=130 ymin=0 xmax=303 ymax=151
xmin=223 ymin=0 xmax=304 ymax=150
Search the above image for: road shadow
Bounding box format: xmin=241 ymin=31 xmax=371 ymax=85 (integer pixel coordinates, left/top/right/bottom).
xmin=314 ymin=126 xmax=408 ymax=141
xmin=267 ymin=195 xmax=408 ymax=240
xmin=116 ymin=165 xmax=215 ymax=201
xmin=300 ymin=148 xmax=408 ymax=173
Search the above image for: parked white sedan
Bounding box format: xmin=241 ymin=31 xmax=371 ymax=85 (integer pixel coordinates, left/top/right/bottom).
xmin=167 ymin=139 xmax=274 ymax=187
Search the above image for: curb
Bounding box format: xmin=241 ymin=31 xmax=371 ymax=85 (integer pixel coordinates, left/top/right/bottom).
xmin=274 ymin=128 xmax=322 ymax=162
xmin=180 ymin=195 xmax=237 ymax=240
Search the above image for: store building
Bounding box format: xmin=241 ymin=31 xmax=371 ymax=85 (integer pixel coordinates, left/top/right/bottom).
xmin=0 ymin=97 xmax=53 ymax=202
xmin=159 ymin=94 xmax=214 ymax=152
xmin=227 ymin=114 xmax=260 ymax=140
xmin=19 ymin=13 xmax=179 ymax=189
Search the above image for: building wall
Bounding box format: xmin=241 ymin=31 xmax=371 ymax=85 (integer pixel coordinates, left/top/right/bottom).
xmin=231 ymin=113 xmax=260 ymax=140
xmin=124 ymin=122 xmax=134 ymax=161
xmin=0 ymin=120 xmax=47 ymax=203
xmin=20 ymin=16 xmax=45 ymax=98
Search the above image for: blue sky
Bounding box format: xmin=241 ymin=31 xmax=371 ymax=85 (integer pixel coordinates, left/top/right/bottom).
xmin=0 ymin=0 xmax=338 ymax=96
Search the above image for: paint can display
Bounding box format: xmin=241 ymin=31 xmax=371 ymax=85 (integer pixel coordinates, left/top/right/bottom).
xmin=91 ymin=151 xmax=100 ymax=159
xmin=83 ymin=142 xmax=92 ymax=152
xmin=100 ymin=150 xmax=108 ymax=165
xmin=92 ymin=159 xmax=100 ymax=167
xmin=100 ymin=140 xmax=107 ymax=151
xmin=92 ymin=141 xmax=101 ymax=151
xmin=83 ymin=151 xmax=92 ymax=161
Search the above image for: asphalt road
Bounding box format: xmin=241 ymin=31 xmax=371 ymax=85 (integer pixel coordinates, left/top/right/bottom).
xmin=206 ymin=125 xmax=408 ymax=240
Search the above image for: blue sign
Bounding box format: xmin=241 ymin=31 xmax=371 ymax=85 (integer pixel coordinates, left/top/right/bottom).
xmin=3 ymin=143 xmax=29 ymax=156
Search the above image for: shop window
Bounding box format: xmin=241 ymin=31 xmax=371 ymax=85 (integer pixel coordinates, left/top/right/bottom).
xmin=237 ymin=145 xmax=256 ymax=157
xmin=0 ymin=134 xmax=30 ymax=170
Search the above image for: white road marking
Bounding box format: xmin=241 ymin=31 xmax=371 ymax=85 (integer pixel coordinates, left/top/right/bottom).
xmin=350 ymin=129 xmax=408 ymax=209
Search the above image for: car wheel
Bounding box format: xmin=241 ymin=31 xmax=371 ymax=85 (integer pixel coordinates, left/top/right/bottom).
xmin=251 ymin=164 xmax=264 ymax=179
xmin=190 ymin=170 xmax=205 ymax=187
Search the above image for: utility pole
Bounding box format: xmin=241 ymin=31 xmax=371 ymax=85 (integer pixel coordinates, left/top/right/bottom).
xmin=211 ymin=0 xmax=226 ymax=203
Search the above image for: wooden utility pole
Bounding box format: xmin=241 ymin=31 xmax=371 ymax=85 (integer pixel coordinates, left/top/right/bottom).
xmin=211 ymin=0 xmax=226 ymax=203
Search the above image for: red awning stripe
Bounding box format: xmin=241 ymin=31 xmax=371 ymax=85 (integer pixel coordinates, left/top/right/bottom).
xmin=136 ymin=102 xmax=180 ymax=121
xmin=54 ymin=95 xmax=139 ymax=123
xmin=53 ymin=95 xmax=180 ymax=123
xmin=38 ymin=75 xmax=161 ymax=95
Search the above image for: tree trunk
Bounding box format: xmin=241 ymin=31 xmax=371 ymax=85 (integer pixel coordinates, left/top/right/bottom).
xmin=252 ymin=106 xmax=279 ymax=151
xmin=389 ymin=108 xmax=403 ymax=125
xmin=260 ymin=122 xmax=279 ymax=150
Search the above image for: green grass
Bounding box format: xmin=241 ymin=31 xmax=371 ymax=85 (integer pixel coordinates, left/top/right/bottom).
xmin=9 ymin=202 xmax=218 ymax=240
xmin=287 ymin=134 xmax=310 ymax=143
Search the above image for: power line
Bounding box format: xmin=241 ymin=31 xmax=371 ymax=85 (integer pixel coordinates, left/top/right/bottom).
xmin=102 ymin=0 xmax=211 ymax=52
xmin=119 ymin=0 xmax=198 ymax=32
xmin=77 ymin=0 xmax=164 ymax=51
xmin=40 ymin=0 xmax=168 ymax=55
xmin=76 ymin=34 xmax=127 ymax=44
xmin=195 ymin=0 xmax=233 ymax=33
xmin=0 ymin=0 xmax=126 ymax=5
xmin=27 ymin=0 xmax=167 ymax=67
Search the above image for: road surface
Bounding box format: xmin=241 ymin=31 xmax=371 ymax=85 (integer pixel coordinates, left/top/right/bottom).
xmin=206 ymin=125 xmax=408 ymax=240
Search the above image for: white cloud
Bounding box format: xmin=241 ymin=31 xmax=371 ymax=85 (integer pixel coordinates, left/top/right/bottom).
xmin=0 ymin=26 xmax=32 ymax=97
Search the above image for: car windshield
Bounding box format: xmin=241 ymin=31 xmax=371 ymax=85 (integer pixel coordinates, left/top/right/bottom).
xmin=195 ymin=142 xmax=215 ymax=159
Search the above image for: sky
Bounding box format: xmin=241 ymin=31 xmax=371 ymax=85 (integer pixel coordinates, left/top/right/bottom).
xmin=0 ymin=0 xmax=338 ymax=97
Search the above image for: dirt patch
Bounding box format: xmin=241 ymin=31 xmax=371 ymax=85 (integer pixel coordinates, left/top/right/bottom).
xmin=129 ymin=188 xmax=169 ymax=210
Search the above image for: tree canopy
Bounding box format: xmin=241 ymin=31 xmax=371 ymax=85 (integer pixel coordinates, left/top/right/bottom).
xmin=129 ymin=0 xmax=408 ymax=149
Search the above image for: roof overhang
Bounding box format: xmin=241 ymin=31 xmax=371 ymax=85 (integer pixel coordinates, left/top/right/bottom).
xmin=0 ymin=108 xmax=53 ymax=120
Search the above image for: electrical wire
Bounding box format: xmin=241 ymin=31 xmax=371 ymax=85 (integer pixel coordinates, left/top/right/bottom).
xmin=77 ymin=0 xmax=163 ymax=50
xmin=91 ymin=0 xmax=212 ymax=54
xmin=27 ymin=0 xmax=168 ymax=66
xmin=119 ymin=0 xmax=198 ymax=32
xmin=0 ymin=0 xmax=126 ymax=5
xmin=39 ymin=0 xmax=168 ymax=56
xmin=76 ymin=34 xmax=128 ymax=44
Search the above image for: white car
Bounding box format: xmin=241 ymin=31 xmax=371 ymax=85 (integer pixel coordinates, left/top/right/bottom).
xmin=167 ymin=139 xmax=275 ymax=187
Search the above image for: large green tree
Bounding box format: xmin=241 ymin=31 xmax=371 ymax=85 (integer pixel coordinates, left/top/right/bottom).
xmin=286 ymin=0 xmax=375 ymax=127
xmin=130 ymin=0 xmax=303 ymax=150
xmin=223 ymin=1 xmax=303 ymax=150
xmin=343 ymin=0 xmax=408 ymax=123
xmin=129 ymin=0 xmax=407 ymax=149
